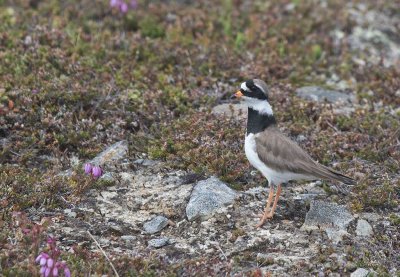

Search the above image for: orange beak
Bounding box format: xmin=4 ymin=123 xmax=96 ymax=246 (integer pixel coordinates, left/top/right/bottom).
xmin=231 ymin=90 xmax=243 ymax=99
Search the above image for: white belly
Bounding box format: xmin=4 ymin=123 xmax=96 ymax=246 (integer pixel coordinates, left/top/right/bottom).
xmin=244 ymin=133 xmax=313 ymax=185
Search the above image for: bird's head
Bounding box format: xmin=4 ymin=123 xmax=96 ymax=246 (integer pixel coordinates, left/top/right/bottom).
xmin=231 ymin=79 xmax=273 ymax=115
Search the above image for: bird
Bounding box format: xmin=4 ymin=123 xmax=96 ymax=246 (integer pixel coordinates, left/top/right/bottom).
xmin=231 ymin=79 xmax=356 ymax=228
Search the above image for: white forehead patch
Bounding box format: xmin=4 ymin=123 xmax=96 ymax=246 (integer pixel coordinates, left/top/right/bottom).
xmin=240 ymin=82 xmax=249 ymax=91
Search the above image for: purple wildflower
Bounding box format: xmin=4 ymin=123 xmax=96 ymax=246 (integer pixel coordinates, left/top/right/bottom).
xmin=36 ymin=238 xmax=71 ymax=277
xmin=52 ymin=267 xmax=59 ymax=277
xmin=47 ymin=237 xmax=56 ymax=245
xmin=110 ymin=0 xmax=119 ymax=7
xmin=45 ymin=267 xmax=51 ymax=277
xmin=35 ymin=253 xmax=44 ymax=263
xmin=47 ymin=258 xmax=54 ymax=268
xmin=84 ymin=163 xmax=93 ymax=174
xmin=92 ymin=165 xmax=103 ymax=178
xmin=120 ymin=2 xmax=128 ymax=13
xmin=64 ymin=267 xmax=71 ymax=277
xmin=110 ymin=0 xmax=137 ymax=14
xmin=129 ymin=0 xmax=138 ymax=9
xmin=40 ymin=256 xmax=47 ymax=266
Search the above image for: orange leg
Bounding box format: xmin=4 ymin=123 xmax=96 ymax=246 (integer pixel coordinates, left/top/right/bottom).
xmin=267 ymin=184 xmax=282 ymax=219
xmin=256 ymin=185 xmax=274 ymax=228
xmin=256 ymin=184 xmax=282 ymax=228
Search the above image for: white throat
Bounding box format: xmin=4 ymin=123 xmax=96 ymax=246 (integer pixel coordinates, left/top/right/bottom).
xmin=243 ymin=97 xmax=273 ymax=115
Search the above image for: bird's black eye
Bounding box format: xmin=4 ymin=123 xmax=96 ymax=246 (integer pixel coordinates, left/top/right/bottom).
xmin=246 ymin=80 xmax=256 ymax=90
xmin=244 ymin=79 xmax=268 ymax=100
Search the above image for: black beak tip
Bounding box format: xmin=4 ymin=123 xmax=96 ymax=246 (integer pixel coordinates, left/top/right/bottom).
xmin=230 ymin=94 xmax=237 ymax=100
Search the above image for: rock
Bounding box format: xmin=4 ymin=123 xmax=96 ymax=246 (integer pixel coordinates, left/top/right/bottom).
xmin=356 ymin=219 xmax=373 ymax=237
xmin=64 ymin=209 xmax=77 ymax=218
xmin=212 ymin=103 xmax=247 ymax=119
xmin=301 ymin=200 xmax=354 ymax=243
xmin=86 ymin=167 xmax=192 ymax=229
xmin=345 ymin=262 xmax=357 ymax=271
xmin=99 ymin=238 xmax=110 ymax=246
xmin=133 ymin=159 xmax=158 ymax=166
xmin=332 ymin=6 xmax=400 ymax=68
xmin=186 ymin=176 xmax=237 ymax=221
xmin=296 ymin=135 xmax=307 ymax=142
xmin=325 ymin=228 xmax=349 ymax=244
xmin=148 ymin=237 xmax=169 ymax=248
xmin=333 ymin=106 xmax=355 ymax=116
xmin=348 ymin=26 xmax=400 ymax=68
xmin=24 ymin=35 xmax=32 ymax=45
xmin=88 ymin=140 xmax=128 ymax=167
xmin=99 ymin=172 xmax=115 ymax=182
xmin=143 ymin=215 xmax=169 ymax=234
xmin=360 ymin=212 xmax=381 ymax=222
xmin=292 ymin=181 xmax=326 ymax=202
xmin=296 ymin=86 xmax=354 ymax=103
xmin=121 ymin=235 xmax=136 ymax=242
xmin=350 ymin=268 xmax=370 ymax=277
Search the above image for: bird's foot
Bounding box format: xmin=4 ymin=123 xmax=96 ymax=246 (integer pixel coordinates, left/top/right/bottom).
xmin=255 ymin=212 xmax=274 ymax=228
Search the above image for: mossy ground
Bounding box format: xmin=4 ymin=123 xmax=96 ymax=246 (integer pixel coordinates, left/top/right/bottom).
xmin=0 ymin=0 xmax=399 ymax=275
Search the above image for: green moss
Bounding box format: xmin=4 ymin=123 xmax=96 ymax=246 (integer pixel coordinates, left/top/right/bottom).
xmin=311 ymin=44 xmax=323 ymax=60
xmin=139 ymin=17 xmax=165 ymax=38
xmin=389 ymin=214 xmax=400 ymax=226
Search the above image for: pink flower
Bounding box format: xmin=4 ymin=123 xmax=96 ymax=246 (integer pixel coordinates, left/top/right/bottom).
xmin=110 ymin=0 xmax=137 ymax=14
xmin=64 ymin=267 xmax=71 ymax=277
xmin=129 ymin=0 xmax=138 ymax=9
xmin=47 ymin=258 xmax=54 ymax=268
xmin=44 ymin=267 xmax=51 ymax=277
xmin=40 ymin=256 xmax=47 ymax=266
xmin=47 ymin=237 xmax=56 ymax=245
xmin=35 ymin=253 xmax=43 ymax=263
xmin=120 ymin=2 xmax=128 ymax=13
xmin=110 ymin=0 xmax=120 ymax=7
xmin=36 ymin=244 xmax=71 ymax=277
xmin=84 ymin=163 xmax=92 ymax=174
xmin=92 ymin=166 xmax=103 ymax=178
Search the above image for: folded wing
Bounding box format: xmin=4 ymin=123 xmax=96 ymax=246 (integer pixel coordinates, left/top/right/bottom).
xmin=255 ymin=127 xmax=355 ymax=185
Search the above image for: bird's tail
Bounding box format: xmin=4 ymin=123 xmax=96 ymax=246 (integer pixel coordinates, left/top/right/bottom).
xmin=325 ymin=167 xmax=356 ymax=185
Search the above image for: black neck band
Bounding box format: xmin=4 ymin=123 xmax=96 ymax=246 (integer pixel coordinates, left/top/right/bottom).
xmin=247 ymin=108 xmax=276 ymax=135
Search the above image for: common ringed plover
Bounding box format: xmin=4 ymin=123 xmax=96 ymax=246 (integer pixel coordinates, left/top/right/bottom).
xmin=231 ymin=79 xmax=355 ymax=228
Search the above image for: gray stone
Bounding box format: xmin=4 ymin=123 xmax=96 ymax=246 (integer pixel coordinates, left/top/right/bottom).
xmin=134 ymin=159 xmax=158 ymax=166
xmin=121 ymin=235 xmax=136 ymax=242
xmin=301 ymin=200 xmax=354 ymax=243
xmin=325 ymin=228 xmax=348 ymax=244
xmin=64 ymin=209 xmax=77 ymax=218
xmin=360 ymin=212 xmax=381 ymax=222
xmin=350 ymin=268 xmax=369 ymax=277
xmin=99 ymin=237 xmax=111 ymax=246
xmin=186 ymin=176 xmax=237 ymax=221
xmin=332 ymin=6 xmax=400 ymax=68
xmin=333 ymin=106 xmax=356 ymax=116
xmin=86 ymin=167 xmax=192 ymax=230
xmin=356 ymin=219 xmax=373 ymax=237
xmin=148 ymin=237 xmax=169 ymax=248
xmin=89 ymin=140 xmax=128 ymax=166
xmin=99 ymin=172 xmax=115 ymax=182
xmin=143 ymin=215 xmax=169 ymax=234
xmin=212 ymin=103 xmax=247 ymax=119
xmin=296 ymin=86 xmax=354 ymax=103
